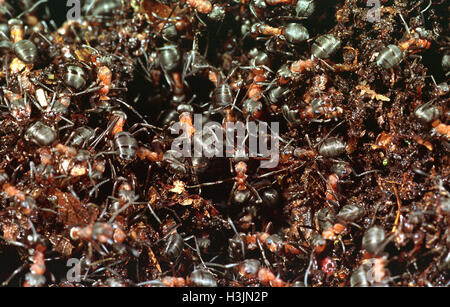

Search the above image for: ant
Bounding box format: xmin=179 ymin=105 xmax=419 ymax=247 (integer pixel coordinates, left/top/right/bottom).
xmin=138 ymin=267 xmax=217 ymax=287
xmin=186 ymin=155 xmax=266 ymax=208
xmin=1 ymin=87 xmax=32 ymax=123
xmin=205 ymin=258 xmax=288 ymax=287
xmin=0 ymin=170 xmax=38 ymax=217
xmin=102 ymin=175 xmax=161 ymax=226
xmin=69 ymin=221 xmax=128 ymax=259
xmin=1 ymin=221 xmax=48 ymax=287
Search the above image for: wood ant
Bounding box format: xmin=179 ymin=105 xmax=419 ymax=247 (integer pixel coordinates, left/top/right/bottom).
xmin=205 ymin=258 xmax=288 ymax=287
xmin=0 ymin=170 xmax=38 ymax=217
xmin=186 ymin=156 xmax=266 ymax=208
xmin=1 ymin=225 xmax=48 ymax=287
xmin=138 ymin=267 xmax=217 ymax=287
xmin=70 ymin=221 xmax=128 ymax=255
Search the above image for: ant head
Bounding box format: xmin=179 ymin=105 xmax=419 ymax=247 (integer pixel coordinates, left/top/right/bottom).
xmin=234 ymin=161 xmax=248 ymax=174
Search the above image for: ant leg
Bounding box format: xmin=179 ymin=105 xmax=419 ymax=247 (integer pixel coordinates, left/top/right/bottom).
xmin=224 ymin=64 xmax=240 ymax=83
xmin=203 ymin=30 xmax=210 ymax=58
xmin=71 ymin=85 xmax=102 ymax=97
xmin=39 ymin=207 xmax=58 ymax=215
xmin=29 ymin=161 xmax=37 ymax=182
xmin=17 ymin=77 xmax=24 ymax=96
xmin=35 ymin=32 xmax=53 ymax=47
xmin=2 ymin=263 xmax=28 ymax=286
xmin=249 ymin=2 xmax=262 ymax=22
xmin=30 ymin=79 xmax=55 ymax=93
xmin=110 ymin=176 xmax=127 ymax=198
xmin=108 ymin=158 xmax=117 ymax=181
xmin=202 ymin=263 xmax=233 ymax=277
xmin=0 ymin=236 xmax=26 ymax=248
xmin=27 ymin=218 xmax=38 ymax=243
xmin=398 ymin=12 xmax=411 ymax=34
xmin=10 ymin=164 xmax=22 ymax=184
xmin=58 ymin=115 xmax=75 ymax=130
xmin=93 ymin=151 xmax=117 ymax=160
xmin=314 ymin=120 xmax=346 ymax=149
xmin=48 ymin=89 xmax=59 ymax=112
xmin=352 ymin=169 xmax=378 ymax=177
xmin=129 ymin=123 xmax=163 ymax=134
xmin=162 ymin=207 xmax=183 ymax=224
xmin=147 ymin=203 xmax=161 ymax=224
xmin=194 ymin=10 xmax=207 ymax=27
xmin=90 ymin=124 xmax=113 ymax=149
xmin=317 ymin=171 xmax=341 ymax=207
xmin=17 ymin=0 xmax=49 ymax=18
xmin=68 ymin=21 xmax=82 ymax=42
xmin=246 ymin=182 xmax=263 ymax=204
xmin=304 ymin=251 xmax=314 ymax=287
xmin=189 ymin=158 xmax=202 ymax=195
xmin=131 ymin=127 xmax=151 ymax=138
xmin=227 ymin=182 xmax=238 ymax=207
xmin=0 ymin=31 xmax=8 ymax=40
xmin=108 ymin=201 xmax=133 ymax=223
xmin=182 ymin=44 xmax=195 ymax=81
xmin=240 ymin=65 xmax=274 ymax=74
xmin=156 ymin=4 xmax=179 ymax=39
xmin=348 ymin=222 xmax=362 ymax=230
xmin=114 ymin=98 xmax=149 ymax=125
xmin=185 ymin=177 xmax=234 ymax=189
xmin=137 ymin=57 xmax=153 ymax=83
xmin=304 ymin=134 xmax=314 ymax=149
xmin=228 ymin=217 xmax=246 ymax=260
xmin=184 ymin=236 xmax=211 ymax=273
xmin=4 ymin=55 xmax=10 ymax=87
xmin=29 ymin=94 xmax=45 ymax=112
xmin=63 ymin=129 xmax=76 ymax=146
xmin=255 ymin=161 xmax=307 ymax=179
xmin=264 ymin=222 xmax=273 ymax=233
xmin=338 ymin=237 xmax=346 ymax=255
xmin=161 ymin=67 xmax=175 ymax=91
xmin=256 ymin=238 xmax=271 ymax=268
xmin=143 ymin=164 xmax=153 ymax=199
xmin=88 ymin=179 xmax=110 ymax=198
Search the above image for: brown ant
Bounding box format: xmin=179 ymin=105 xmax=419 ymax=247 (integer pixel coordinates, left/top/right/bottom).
xmin=205 ymin=258 xmax=288 ymax=287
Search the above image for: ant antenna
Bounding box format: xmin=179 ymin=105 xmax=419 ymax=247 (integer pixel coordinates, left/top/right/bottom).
xmin=1 ymin=263 xmax=28 ymax=286
xmin=0 ymin=31 xmax=9 ymax=40
xmin=228 ymin=217 xmax=246 ymax=260
xmin=28 ymin=218 xmax=38 ymax=243
xmin=147 ymin=203 xmax=162 ymax=224
xmin=256 ymin=238 xmax=271 ymax=268
xmin=89 ymin=179 xmax=110 ymax=198
xmin=351 ymin=168 xmax=379 ymax=177
xmin=113 ymin=98 xmax=149 ymax=125
xmin=82 ymin=44 xmax=100 ymax=54
xmin=304 ymin=251 xmax=314 ymax=287
xmin=420 ymin=0 xmax=432 ymax=23
xmin=249 ymin=2 xmax=263 ymax=22
xmin=429 ymin=74 xmax=438 ymax=87
xmin=398 ymin=12 xmax=411 ymax=35
xmin=85 ymin=0 xmax=96 ymax=15
xmin=36 ymin=32 xmax=53 ymax=46
xmin=315 ymin=120 xmax=346 ymax=149
xmin=17 ymin=0 xmax=48 ymax=19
